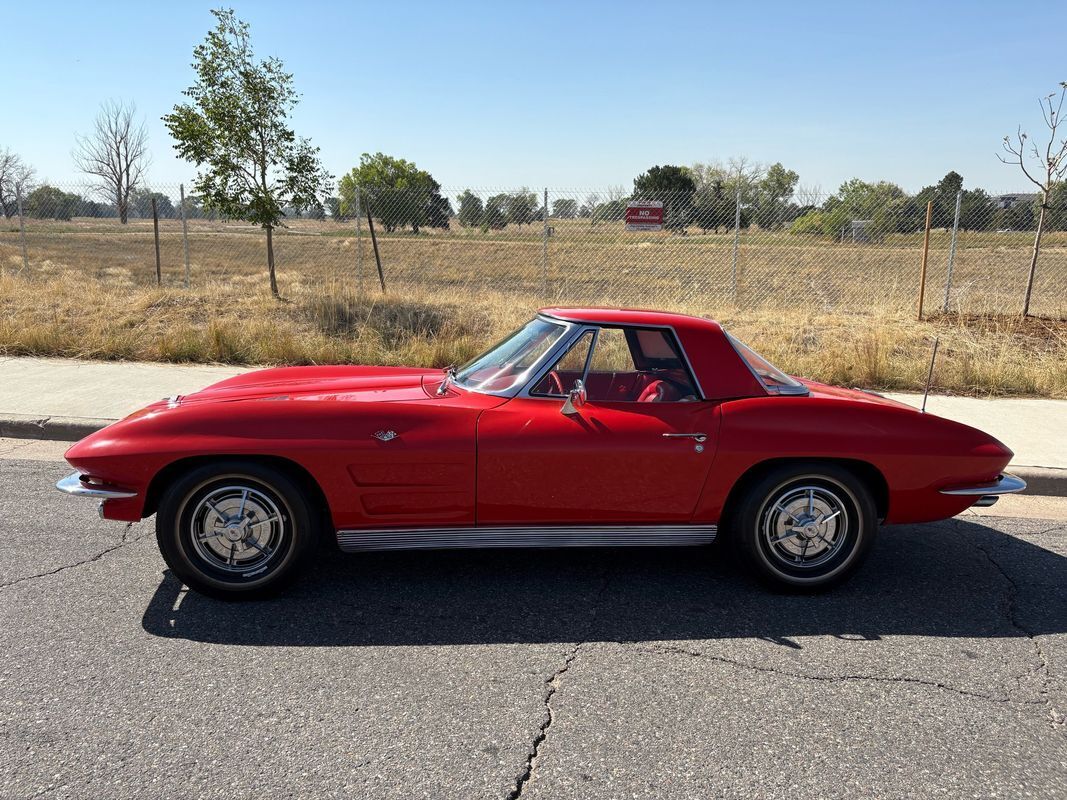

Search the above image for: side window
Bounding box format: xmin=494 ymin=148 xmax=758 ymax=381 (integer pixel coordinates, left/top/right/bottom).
xmin=530 ymin=331 xmax=594 ymax=397
xmin=585 ymin=327 xmax=699 ymax=403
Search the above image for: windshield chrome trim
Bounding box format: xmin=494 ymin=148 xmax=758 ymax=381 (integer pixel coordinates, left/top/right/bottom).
xmin=452 ymin=317 xmax=579 ymax=398
xmin=723 ymin=331 xmax=809 ymax=397
xmin=520 ymin=315 xmax=706 ymax=401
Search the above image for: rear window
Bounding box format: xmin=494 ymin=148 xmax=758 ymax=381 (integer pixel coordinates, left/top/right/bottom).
xmin=726 ymin=333 xmax=808 ymax=396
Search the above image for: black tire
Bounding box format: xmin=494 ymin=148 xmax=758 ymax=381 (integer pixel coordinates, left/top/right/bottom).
xmin=155 ymin=461 xmax=319 ymax=599
xmin=727 ymin=462 xmax=877 ymax=591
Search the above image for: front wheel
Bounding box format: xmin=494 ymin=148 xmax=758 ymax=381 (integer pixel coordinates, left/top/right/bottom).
xmin=727 ymin=463 xmax=877 ymax=590
xmin=155 ymin=461 xmax=319 ymax=599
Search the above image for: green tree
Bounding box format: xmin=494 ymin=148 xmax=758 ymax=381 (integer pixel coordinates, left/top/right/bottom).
xmin=692 ymin=177 xmax=734 ymax=233
xmin=753 ymin=162 xmax=799 ymax=228
xmin=456 ymin=190 xmax=484 ymax=228
xmin=505 ymin=189 xmax=538 ymax=226
xmin=338 ymin=152 xmax=446 ymax=233
xmin=958 ymin=188 xmax=995 ymax=231
xmin=552 ymin=198 xmax=578 ymax=219
xmin=790 ymin=179 xmax=914 ymax=239
xmin=593 ymin=198 xmax=627 ymax=223
xmin=482 ymin=194 xmax=508 ymax=230
xmin=828 ymin=179 xmax=914 ymax=238
xmin=425 ymin=192 xmax=453 ymax=229
xmin=325 ymin=196 xmax=344 ymax=221
xmin=25 ymin=185 xmax=81 ymax=220
xmin=76 ymin=198 xmax=114 ymax=219
xmin=163 ymin=9 xmax=332 ymax=297
xmin=915 ymin=171 xmax=965 ymax=229
xmin=633 ymin=164 xmax=695 ymax=231
xmin=131 ymin=188 xmax=176 ymax=219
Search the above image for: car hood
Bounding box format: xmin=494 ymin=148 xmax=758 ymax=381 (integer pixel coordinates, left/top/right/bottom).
xmin=176 ymin=365 xmax=445 ymax=407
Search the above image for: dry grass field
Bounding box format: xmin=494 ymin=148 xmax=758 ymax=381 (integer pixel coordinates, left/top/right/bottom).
xmin=1 ymin=218 xmax=1065 ymax=397
xmin=3 ymin=216 xmax=1066 ymax=316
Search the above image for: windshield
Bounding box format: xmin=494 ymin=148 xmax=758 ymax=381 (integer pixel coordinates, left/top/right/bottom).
xmin=726 ymin=333 xmax=808 ymax=395
xmin=455 ymin=317 xmax=568 ymax=394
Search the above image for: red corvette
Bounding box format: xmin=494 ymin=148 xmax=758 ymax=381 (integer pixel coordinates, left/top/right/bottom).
xmin=57 ymin=307 xmax=1024 ymax=597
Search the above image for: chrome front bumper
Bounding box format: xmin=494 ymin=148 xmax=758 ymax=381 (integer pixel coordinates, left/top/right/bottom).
xmin=939 ymin=473 xmax=1027 ymax=505
xmin=55 ymin=472 xmax=138 ymax=500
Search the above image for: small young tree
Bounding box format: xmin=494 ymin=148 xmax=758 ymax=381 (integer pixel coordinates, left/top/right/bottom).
xmin=164 ymin=9 xmax=331 ymax=296
xmin=998 ymin=82 xmax=1067 ymax=316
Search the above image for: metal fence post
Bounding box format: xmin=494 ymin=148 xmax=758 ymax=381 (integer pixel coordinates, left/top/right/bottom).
xmin=17 ymin=186 xmax=28 ymax=273
xmin=355 ymin=186 xmax=363 ymax=295
xmin=179 ymin=183 xmax=191 ymax=288
xmin=730 ymin=185 xmax=742 ymax=301
xmin=542 ymin=187 xmax=549 ymax=297
xmin=942 ymin=189 xmax=962 ymax=313
xmin=151 ymin=196 xmax=162 ymax=286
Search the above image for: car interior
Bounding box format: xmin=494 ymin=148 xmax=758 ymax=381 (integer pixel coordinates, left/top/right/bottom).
xmin=532 ymin=326 xmax=698 ymax=402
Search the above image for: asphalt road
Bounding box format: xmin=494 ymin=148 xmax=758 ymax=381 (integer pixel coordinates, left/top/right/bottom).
xmin=1 ymin=452 xmax=1065 ymax=799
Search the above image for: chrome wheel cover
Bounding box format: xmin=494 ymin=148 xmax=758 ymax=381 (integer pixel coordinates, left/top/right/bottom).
xmin=760 ymin=484 xmax=849 ymax=570
xmin=188 ymin=485 xmax=287 ymax=575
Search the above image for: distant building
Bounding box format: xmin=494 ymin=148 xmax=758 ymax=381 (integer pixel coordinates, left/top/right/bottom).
xmin=991 ymin=193 xmax=1038 ymax=210
xmin=849 ymin=219 xmax=873 ymax=243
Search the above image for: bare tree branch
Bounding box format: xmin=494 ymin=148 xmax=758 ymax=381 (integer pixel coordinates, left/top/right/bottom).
xmin=73 ymin=100 xmax=150 ymax=224
xmin=0 ymin=148 xmax=36 ymax=218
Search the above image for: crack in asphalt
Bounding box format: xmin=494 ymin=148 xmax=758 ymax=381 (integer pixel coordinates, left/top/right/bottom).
xmin=1030 ymin=525 xmax=1067 ymax=537
xmin=505 ymin=642 xmax=582 ymax=800
xmin=0 ymin=522 xmax=148 ymax=591
xmin=972 ymin=538 xmax=1066 ymax=731
xmin=505 ymin=569 xmax=613 ymax=800
xmin=631 ymin=642 xmax=1038 ymax=706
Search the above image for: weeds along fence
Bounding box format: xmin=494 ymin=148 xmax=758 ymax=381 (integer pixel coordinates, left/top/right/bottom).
xmin=1 ymin=183 xmax=1065 ymax=318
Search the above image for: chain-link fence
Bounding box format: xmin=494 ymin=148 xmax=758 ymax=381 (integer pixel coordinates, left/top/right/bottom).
xmin=2 ymin=182 xmax=1065 ymax=318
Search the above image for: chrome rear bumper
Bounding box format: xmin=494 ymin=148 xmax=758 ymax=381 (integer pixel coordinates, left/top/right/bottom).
xmin=55 ymin=472 xmax=138 ymax=500
xmin=939 ymin=473 xmax=1027 ymax=497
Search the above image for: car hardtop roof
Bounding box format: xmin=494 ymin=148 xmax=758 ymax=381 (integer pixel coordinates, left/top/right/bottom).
xmin=538 ymin=307 xmax=723 ymax=333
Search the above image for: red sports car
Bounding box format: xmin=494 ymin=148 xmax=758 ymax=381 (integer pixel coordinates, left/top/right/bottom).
xmin=57 ymin=307 xmax=1024 ymax=597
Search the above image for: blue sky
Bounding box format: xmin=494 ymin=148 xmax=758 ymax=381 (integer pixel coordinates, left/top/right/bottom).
xmin=6 ymin=0 xmax=1063 ymax=195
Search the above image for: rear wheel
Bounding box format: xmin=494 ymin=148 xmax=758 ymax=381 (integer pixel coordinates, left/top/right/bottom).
xmin=155 ymin=461 xmax=319 ymax=599
xmin=728 ymin=462 xmax=876 ymax=590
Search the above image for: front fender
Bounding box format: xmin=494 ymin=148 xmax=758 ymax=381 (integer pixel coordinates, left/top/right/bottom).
xmin=63 ymin=394 xmax=498 ymax=527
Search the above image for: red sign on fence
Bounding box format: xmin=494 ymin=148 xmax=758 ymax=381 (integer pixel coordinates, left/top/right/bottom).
xmin=625 ymin=200 xmax=664 ymax=231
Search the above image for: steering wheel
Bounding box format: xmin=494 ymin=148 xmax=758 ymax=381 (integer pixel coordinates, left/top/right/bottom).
xmin=546 ymin=370 xmax=565 ymax=396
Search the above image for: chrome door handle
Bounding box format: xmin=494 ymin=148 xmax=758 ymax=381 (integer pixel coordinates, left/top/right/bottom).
xmin=663 ymin=432 xmax=707 ymax=443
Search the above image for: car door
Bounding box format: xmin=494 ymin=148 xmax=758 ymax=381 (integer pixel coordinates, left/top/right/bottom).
xmin=476 ymin=325 xmax=720 ymax=525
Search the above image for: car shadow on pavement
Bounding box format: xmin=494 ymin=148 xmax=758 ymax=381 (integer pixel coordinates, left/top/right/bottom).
xmin=141 ymin=518 xmax=1066 ymax=647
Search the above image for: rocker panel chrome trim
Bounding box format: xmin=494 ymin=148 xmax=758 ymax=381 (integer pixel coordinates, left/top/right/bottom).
xmin=336 ymin=524 xmax=718 ymax=552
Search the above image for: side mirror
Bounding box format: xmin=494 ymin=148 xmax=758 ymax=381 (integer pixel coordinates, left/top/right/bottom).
xmin=561 ymin=379 xmax=587 ymax=416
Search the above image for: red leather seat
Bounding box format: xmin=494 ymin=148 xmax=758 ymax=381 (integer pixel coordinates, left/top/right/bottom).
xmin=637 ymin=379 xmax=679 ymax=402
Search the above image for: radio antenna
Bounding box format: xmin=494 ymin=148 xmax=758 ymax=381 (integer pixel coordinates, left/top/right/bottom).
xmin=921 ymin=337 xmax=939 ymax=414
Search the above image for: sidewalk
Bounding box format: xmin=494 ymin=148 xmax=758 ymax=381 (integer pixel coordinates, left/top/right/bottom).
xmin=2 ymin=356 xmax=1063 ymax=494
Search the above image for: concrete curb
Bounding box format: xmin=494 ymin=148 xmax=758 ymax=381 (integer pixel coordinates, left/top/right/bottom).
xmin=0 ymin=414 xmax=116 ymax=443
xmin=3 ymin=415 xmax=1065 ymax=498
xmin=1009 ymin=466 xmax=1067 ymax=498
